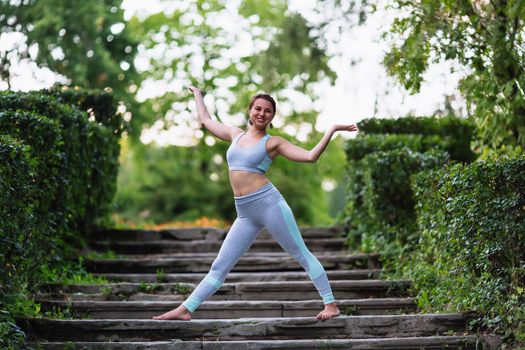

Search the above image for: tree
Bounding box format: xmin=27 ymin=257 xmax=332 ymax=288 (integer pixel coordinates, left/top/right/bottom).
xmin=0 ymin=0 xmax=140 ymax=102
xmin=381 ymin=0 xmax=525 ymax=153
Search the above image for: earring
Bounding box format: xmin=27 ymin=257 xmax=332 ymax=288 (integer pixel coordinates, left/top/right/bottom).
xmin=249 ymin=119 xmax=253 ymax=125
xmin=270 ymin=123 xmax=273 ymax=129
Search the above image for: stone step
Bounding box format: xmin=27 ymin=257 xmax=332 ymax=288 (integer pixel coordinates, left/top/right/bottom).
xmin=31 ymin=336 xmax=499 ymax=350
xmin=38 ymin=298 xmax=417 ymax=319
xmin=88 ymin=238 xmax=347 ymax=254
xmin=88 ymin=227 xmax=346 ymax=242
xmin=38 ymin=280 xmax=412 ymax=301
xmin=84 ymin=253 xmax=380 ymax=274
xmin=96 ymin=269 xmax=382 ymax=283
xmin=19 ymin=313 xmax=472 ymax=342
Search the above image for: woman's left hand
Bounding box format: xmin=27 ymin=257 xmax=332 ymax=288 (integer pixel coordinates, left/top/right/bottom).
xmin=333 ymin=124 xmax=358 ymax=132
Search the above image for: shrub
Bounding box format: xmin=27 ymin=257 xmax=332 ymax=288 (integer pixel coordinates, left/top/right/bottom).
xmin=411 ymin=158 xmax=525 ymax=341
xmin=45 ymin=87 xmax=124 ymax=136
xmin=357 ymin=116 xmax=476 ymax=162
xmin=0 ymin=110 xmax=64 ymax=259
xmin=0 ymin=89 xmax=123 ymax=349
xmin=46 ymin=87 xmax=122 ymax=228
xmin=352 ymin=148 xmax=448 ymax=272
xmin=0 ymin=135 xmax=40 ymax=350
xmin=0 ymin=90 xmax=120 ymax=231
xmin=344 ymin=116 xmax=476 ymax=248
xmin=0 ymin=135 xmax=39 ymax=292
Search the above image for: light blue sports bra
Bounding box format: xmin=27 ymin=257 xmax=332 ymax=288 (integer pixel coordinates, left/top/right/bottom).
xmin=226 ymin=132 xmax=273 ymax=174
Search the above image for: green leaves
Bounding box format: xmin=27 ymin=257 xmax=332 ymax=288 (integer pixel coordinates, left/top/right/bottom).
xmin=342 ymin=116 xmax=470 ymax=260
xmin=382 ymin=0 xmax=525 ymax=151
xmin=412 ymin=158 xmax=525 ymax=340
xmin=0 ymin=89 xmax=122 ymax=348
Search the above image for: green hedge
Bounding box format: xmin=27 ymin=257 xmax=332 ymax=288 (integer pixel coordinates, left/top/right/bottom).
xmin=411 ymin=158 xmax=525 ymax=342
xmin=47 ymin=88 xmax=123 ymax=227
xmin=0 ymin=135 xmax=39 ymax=348
xmin=344 ymin=117 xmax=475 ymax=247
xmin=0 ymin=134 xmax=39 ymax=291
xmin=0 ymin=89 xmax=122 ymax=348
xmin=0 ymin=89 xmax=121 ymax=232
xmin=0 ymin=110 xmax=62 ymax=248
xmin=45 ymin=88 xmax=123 ymax=136
xmin=356 ymin=116 xmax=476 ymax=163
xmin=358 ymin=115 xmax=473 ymax=137
xmin=349 ymin=148 xmax=448 ymax=267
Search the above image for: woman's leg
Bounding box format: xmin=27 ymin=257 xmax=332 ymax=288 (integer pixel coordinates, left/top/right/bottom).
xmin=153 ymin=216 xmax=263 ymax=320
xmin=262 ymin=195 xmax=340 ymax=320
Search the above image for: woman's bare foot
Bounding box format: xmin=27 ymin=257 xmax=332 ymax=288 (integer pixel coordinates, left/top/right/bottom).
xmin=152 ymin=305 xmax=191 ymax=321
xmin=315 ymin=302 xmax=340 ymax=321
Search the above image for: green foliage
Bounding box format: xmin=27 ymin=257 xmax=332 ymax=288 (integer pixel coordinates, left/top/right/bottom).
xmin=0 ymin=112 xmax=63 ymax=287
xmin=0 ymin=0 xmax=140 ymax=102
xmin=382 ymin=0 xmax=525 ymax=153
xmin=0 ymin=89 xmax=122 ymax=348
xmin=0 ymin=318 xmax=27 ymax=350
xmin=347 ymin=148 xmax=447 ymax=271
xmin=138 ymin=282 xmax=161 ymax=294
xmin=0 ymin=89 xmax=122 ymax=231
xmin=344 ymin=116 xmax=474 ymax=253
xmin=39 ymin=261 xmax=109 ymax=285
xmin=124 ymin=0 xmax=335 ymax=132
xmin=0 ymin=135 xmax=36 ymax=350
xmin=357 ymin=116 xmax=476 ymax=163
xmin=411 ymin=158 xmax=525 ymax=343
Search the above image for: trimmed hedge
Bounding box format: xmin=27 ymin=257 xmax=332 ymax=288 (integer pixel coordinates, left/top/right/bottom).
xmin=411 ymin=158 xmax=525 ymax=341
xmin=356 ymin=116 xmax=476 ymax=163
xmin=0 ymin=89 xmax=121 ymax=232
xmin=0 ymin=135 xmax=38 ymax=291
xmin=45 ymin=88 xmax=123 ymax=136
xmin=349 ymin=148 xmax=448 ymax=266
xmin=0 ymin=135 xmax=40 ymax=348
xmin=0 ymin=111 xmax=62 ymax=232
xmin=0 ymin=89 xmax=122 ymax=348
xmin=344 ymin=117 xmax=475 ymax=248
xmin=46 ymin=88 xmax=123 ymax=227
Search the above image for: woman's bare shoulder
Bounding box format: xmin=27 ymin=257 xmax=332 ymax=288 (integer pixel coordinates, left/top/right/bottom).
xmin=266 ymin=135 xmax=288 ymax=150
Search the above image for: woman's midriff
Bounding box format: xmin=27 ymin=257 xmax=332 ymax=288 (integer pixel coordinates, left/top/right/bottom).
xmin=229 ymin=171 xmax=270 ymax=197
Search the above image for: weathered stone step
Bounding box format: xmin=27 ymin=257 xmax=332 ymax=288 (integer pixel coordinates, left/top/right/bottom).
xmin=96 ymin=269 xmax=382 ymax=283
xmin=38 ymin=280 xmax=411 ymax=301
xmin=88 ymin=238 xmax=347 ymax=254
xmin=19 ymin=313 xmax=472 ymax=342
xmin=32 ymin=336 xmax=499 ymax=350
xmin=85 ymin=253 xmax=380 ymax=273
xmin=38 ymin=298 xmax=416 ymax=319
xmin=88 ymin=227 xmax=345 ymax=242
xmin=89 ymin=227 xmax=226 ymax=241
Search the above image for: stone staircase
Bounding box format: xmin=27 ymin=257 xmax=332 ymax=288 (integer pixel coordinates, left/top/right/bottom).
xmin=21 ymin=226 xmax=499 ymax=349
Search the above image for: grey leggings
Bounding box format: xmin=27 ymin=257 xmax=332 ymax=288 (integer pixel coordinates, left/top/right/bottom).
xmin=182 ymin=182 xmax=335 ymax=312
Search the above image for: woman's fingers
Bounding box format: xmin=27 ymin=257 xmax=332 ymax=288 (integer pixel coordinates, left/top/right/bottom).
xmin=335 ymin=124 xmax=358 ymax=132
xmin=187 ymin=86 xmax=206 ymax=96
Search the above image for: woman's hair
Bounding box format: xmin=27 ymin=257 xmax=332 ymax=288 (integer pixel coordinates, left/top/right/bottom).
xmin=248 ymin=94 xmax=276 ymax=116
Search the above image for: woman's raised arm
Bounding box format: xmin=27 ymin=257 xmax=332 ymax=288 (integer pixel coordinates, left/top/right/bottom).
xmin=188 ymin=86 xmax=243 ymax=142
xmin=270 ymin=124 xmax=358 ymax=162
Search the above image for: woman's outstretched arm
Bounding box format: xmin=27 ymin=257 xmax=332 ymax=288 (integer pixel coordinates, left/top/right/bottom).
xmin=188 ymin=86 xmax=243 ymax=142
xmin=270 ymin=124 xmax=358 ymax=162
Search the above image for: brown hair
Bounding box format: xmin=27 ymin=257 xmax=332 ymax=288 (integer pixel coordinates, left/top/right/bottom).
xmin=248 ymin=94 xmax=276 ymax=116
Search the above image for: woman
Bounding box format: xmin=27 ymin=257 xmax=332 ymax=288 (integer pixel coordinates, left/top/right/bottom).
xmin=153 ymin=86 xmax=358 ymax=321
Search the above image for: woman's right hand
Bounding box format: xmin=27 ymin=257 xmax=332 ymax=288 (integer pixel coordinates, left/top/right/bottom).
xmin=188 ymin=85 xmax=205 ymax=96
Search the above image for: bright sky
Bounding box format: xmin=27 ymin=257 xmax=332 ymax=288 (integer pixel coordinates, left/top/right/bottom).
xmin=1 ymin=0 xmax=469 ymax=140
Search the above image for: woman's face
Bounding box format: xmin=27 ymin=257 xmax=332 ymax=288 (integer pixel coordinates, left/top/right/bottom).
xmin=249 ymin=98 xmax=274 ymax=128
